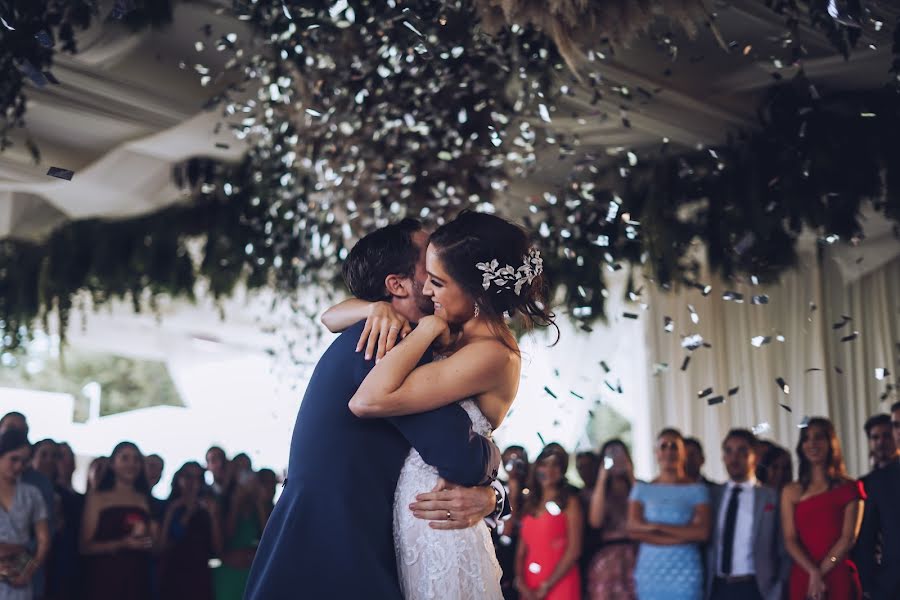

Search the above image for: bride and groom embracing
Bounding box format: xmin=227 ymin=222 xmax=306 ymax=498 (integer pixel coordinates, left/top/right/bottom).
xmin=244 ymin=211 xmax=556 ymax=599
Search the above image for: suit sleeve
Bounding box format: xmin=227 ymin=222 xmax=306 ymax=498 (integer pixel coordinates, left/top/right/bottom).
xmin=387 ymin=409 xmax=500 ymax=487
xmin=855 ymin=476 xmax=881 ymax=594
xmin=351 ymin=337 xmax=500 ymax=487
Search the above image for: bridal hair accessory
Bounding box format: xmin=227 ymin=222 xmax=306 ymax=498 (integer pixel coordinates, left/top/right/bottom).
xmin=476 ymin=247 xmax=543 ymax=296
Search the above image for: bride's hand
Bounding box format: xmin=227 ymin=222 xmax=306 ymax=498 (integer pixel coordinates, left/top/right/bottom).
xmin=356 ymin=301 xmax=412 ymax=361
xmin=419 ymin=315 xmax=452 ymax=349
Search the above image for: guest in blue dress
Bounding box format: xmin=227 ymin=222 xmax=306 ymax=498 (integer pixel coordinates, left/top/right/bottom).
xmin=627 ymin=428 xmax=711 ymax=600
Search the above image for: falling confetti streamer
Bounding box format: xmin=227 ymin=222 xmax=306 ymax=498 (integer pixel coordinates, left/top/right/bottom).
xmin=751 ymin=336 xmax=772 ymax=348
xmin=728 ymin=386 xmax=739 ymax=396
xmin=688 ymin=305 xmax=699 ymax=324
xmin=664 ymin=317 xmax=674 ymax=332
xmin=707 ymin=396 xmax=725 ymax=406
xmin=697 ymin=387 xmax=713 ymax=398
xmin=681 ymin=356 xmax=691 ymax=371
xmin=46 ymin=167 xmax=74 ymax=180
xmin=874 ymin=368 xmax=889 ymax=381
xmin=776 ymin=377 xmax=790 ymax=394
xmin=780 ymin=403 xmax=793 ymax=413
xmin=841 ymin=331 xmax=859 ymax=343
xmin=543 ymin=386 xmax=557 ymax=399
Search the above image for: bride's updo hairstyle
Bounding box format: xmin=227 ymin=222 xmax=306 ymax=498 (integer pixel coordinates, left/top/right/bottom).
xmin=429 ymin=210 xmax=557 ymax=343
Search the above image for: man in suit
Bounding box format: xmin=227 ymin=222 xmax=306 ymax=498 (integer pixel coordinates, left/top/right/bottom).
xmin=857 ymin=401 xmax=900 ymax=600
xmin=245 ymin=219 xmax=503 ymax=600
xmin=863 ymin=413 xmax=898 ymax=473
xmin=706 ymin=429 xmax=790 ymax=600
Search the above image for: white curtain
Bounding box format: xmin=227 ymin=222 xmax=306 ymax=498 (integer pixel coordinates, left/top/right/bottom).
xmin=643 ymin=248 xmax=830 ymax=481
xmin=640 ymin=215 xmax=900 ymax=480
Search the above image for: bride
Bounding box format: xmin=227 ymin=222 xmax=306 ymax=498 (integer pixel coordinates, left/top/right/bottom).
xmin=326 ymin=210 xmax=556 ymax=599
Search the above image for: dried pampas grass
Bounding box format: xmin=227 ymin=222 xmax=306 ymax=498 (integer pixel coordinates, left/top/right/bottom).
xmin=474 ymin=0 xmax=712 ymax=73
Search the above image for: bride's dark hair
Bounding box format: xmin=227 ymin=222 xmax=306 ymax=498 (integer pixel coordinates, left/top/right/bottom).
xmin=429 ymin=211 xmax=557 ymax=348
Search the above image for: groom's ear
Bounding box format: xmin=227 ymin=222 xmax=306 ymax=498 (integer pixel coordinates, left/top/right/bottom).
xmin=384 ymin=274 xmax=411 ymax=299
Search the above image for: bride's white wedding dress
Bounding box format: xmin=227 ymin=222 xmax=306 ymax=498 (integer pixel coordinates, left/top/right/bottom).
xmin=392 ymin=398 xmax=503 ymax=600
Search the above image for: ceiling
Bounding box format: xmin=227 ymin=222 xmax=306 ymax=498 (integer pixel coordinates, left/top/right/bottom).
xmin=1 ymin=0 xmax=898 ymax=239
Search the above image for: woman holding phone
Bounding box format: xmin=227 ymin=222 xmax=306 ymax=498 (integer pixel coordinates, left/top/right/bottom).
xmin=586 ymin=439 xmax=638 ymax=600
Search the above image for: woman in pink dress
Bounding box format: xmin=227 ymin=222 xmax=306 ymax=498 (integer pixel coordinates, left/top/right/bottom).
xmin=516 ymin=445 xmax=582 ymax=600
xmin=782 ymin=417 xmax=865 ymax=600
xmin=586 ymin=439 xmax=637 ymax=600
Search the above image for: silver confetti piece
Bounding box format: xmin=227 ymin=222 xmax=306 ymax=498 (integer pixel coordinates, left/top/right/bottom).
xmin=776 ymin=377 xmax=790 ymax=394
xmin=751 ymin=295 xmax=769 ymax=305
xmin=875 ymin=368 xmax=889 ymax=381
xmin=698 ymin=387 xmax=713 ymax=398
xmin=664 ymin=317 xmax=674 ymax=332
xmin=688 ymin=305 xmax=699 ymax=324
xmin=751 ymin=336 xmax=771 ymax=348
xmin=681 ymin=334 xmax=704 ymax=351
xmin=723 ymin=291 xmax=744 ymax=303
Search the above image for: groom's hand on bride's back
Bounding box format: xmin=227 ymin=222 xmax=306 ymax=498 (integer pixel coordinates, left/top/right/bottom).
xmin=408 ymin=478 xmax=496 ymax=530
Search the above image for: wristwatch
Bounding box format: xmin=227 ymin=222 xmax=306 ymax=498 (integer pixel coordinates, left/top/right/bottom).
xmin=492 ymin=484 xmax=504 ymax=516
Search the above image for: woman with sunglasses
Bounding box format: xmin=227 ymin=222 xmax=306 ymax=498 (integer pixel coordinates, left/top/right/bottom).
xmin=627 ymin=428 xmax=711 ymax=600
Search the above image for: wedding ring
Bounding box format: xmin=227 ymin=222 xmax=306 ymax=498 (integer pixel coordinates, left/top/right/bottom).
xmin=389 ymin=325 xmax=400 ymax=330
xmin=446 ymin=510 xmax=452 ymax=520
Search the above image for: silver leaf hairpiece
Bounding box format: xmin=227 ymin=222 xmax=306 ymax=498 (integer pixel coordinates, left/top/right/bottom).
xmin=476 ymin=247 xmax=544 ymax=296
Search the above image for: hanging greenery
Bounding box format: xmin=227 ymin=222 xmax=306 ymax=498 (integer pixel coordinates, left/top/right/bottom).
xmin=1 ymin=1 xmax=899 ymax=350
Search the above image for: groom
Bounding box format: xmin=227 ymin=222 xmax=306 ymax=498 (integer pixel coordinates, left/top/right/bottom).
xmin=245 ymin=219 xmax=504 ymax=599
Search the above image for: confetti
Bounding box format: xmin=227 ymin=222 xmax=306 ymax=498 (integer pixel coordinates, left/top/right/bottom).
xmin=832 ymin=316 xmax=851 ymax=330
xmin=835 ymin=366 xmax=844 ymax=375
xmin=537 ymin=433 xmax=546 ymax=446
xmin=799 ymin=416 xmax=811 ymax=428
xmin=776 ymin=377 xmax=790 ymax=394
xmin=728 ymin=386 xmax=739 ymax=396
xmin=682 ymin=334 xmax=704 ymax=351
xmin=780 ymin=403 xmax=793 ymax=413
xmin=752 ymin=422 xmax=771 ymax=435
xmin=707 ymin=396 xmax=725 ymax=406
xmin=543 ymin=386 xmax=557 ymax=399
xmin=215 ymin=143 xmax=230 ymax=149
xmin=688 ymin=305 xmax=699 ymax=324
xmin=751 ymin=336 xmax=772 ymax=347
xmin=600 ymin=361 xmax=610 ymax=373
xmin=46 ymin=167 xmax=74 ymax=180
xmin=681 ymin=356 xmax=691 ymax=371
xmin=623 ymin=312 xmax=639 ymax=320
xmin=841 ymin=331 xmax=859 ymax=343
xmin=875 ymin=368 xmax=889 ymax=381
xmin=751 ymin=295 xmax=769 ymax=305
xmin=653 ymin=363 xmax=669 ymax=375
xmin=569 ymin=391 xmax=584 ymax=399
xmin=723 ymin=291 xmax=745 ymax=303
xmin=664 ymin=317 xmax=674 ymax=332
xmin=697 ymin=387 xmax=713 ymax=398
xmin=805 ymin=368 xmax=823 ymax=373
xmin=0 ymin=15 xmax=14 ymax=30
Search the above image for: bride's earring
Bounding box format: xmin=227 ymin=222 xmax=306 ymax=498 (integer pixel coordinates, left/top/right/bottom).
xmin=473 ymin=304 xmax=480 ymax=319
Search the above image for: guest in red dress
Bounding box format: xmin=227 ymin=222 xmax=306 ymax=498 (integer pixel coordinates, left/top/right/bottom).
xmin=80 ymin=442 xmax=156 ymax=600
xmin=159 ymin=462 xmax=223 ymax=600
xmin=782 ymin=417 xmax=866 ymax=600
xmin=516 ymin=445 xmax=583 ymax=600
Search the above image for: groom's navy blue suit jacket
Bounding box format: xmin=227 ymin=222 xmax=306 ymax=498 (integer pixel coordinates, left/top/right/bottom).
xmin=244 ymin=321 xmax=500 ymax=600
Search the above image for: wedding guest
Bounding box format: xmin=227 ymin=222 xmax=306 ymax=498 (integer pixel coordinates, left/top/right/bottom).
xmin=862 ymin=414 xmax=897 ymax=473
xmin=684 ymin=437 xmax=714 ymax=486
xmin=144 ymin=454 xmax=166 ymax=522
xmin=55 ymin=443 xmax=76 ymax=493
xmin=756 ymin=445 xmax=792 ymax=494
xmin=214 ymin=464 xmax=266 ymax=600
xmin=856 ymin=401 xmax=900 ymax=600
xmin=627 ymin=428 xmax=710 ymax=600
xmin=0 ymin=413 xmax=56 ymax=599
xmin=80 ymin=442 xmax=155 ymax=600
xmin=159 ymin=462 xmax=222 ymax=600
xmin=256 ymin=469 xmax=277 ymax=524
xmin=0 ymin=429 xmax=51 ymax=600
xmin=517 ymin=445 xmax=582 ymax=600
xmin=204 ymin=447 xmax=230 ymax=499
xmin=575 ymin=451 xmax=602 ymax=582
xmin=586 ymin=439 xmax=637 ymax=600
xmin=232 ymin=454 xmax=252 ymax=475
xmin=782 ymin=417 xmax=864 ymax=600
xmin=706 ymin=429 xmax=790 ymax=600
xmin=86 ymin=457 xmax=108 ymax=494
xmin=496 ymin=445 xmax=529 ymax=600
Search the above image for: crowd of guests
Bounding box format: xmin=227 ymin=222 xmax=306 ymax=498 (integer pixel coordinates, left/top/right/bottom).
xmin=0 ymin=411 xmax=277 ymax=600
xmin=494 ymin=401 xmax=900 ymax=600
xmin=2 ymin=401 xmax=899 ymax=600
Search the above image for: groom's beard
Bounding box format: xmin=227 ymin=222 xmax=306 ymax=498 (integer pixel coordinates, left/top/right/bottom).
xmin=412 ymin=280 xmax=434 ymax=316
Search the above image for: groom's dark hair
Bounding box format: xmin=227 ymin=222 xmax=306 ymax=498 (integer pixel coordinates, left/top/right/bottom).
xmin=342 ymin=218 xmax=423 ymax=301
